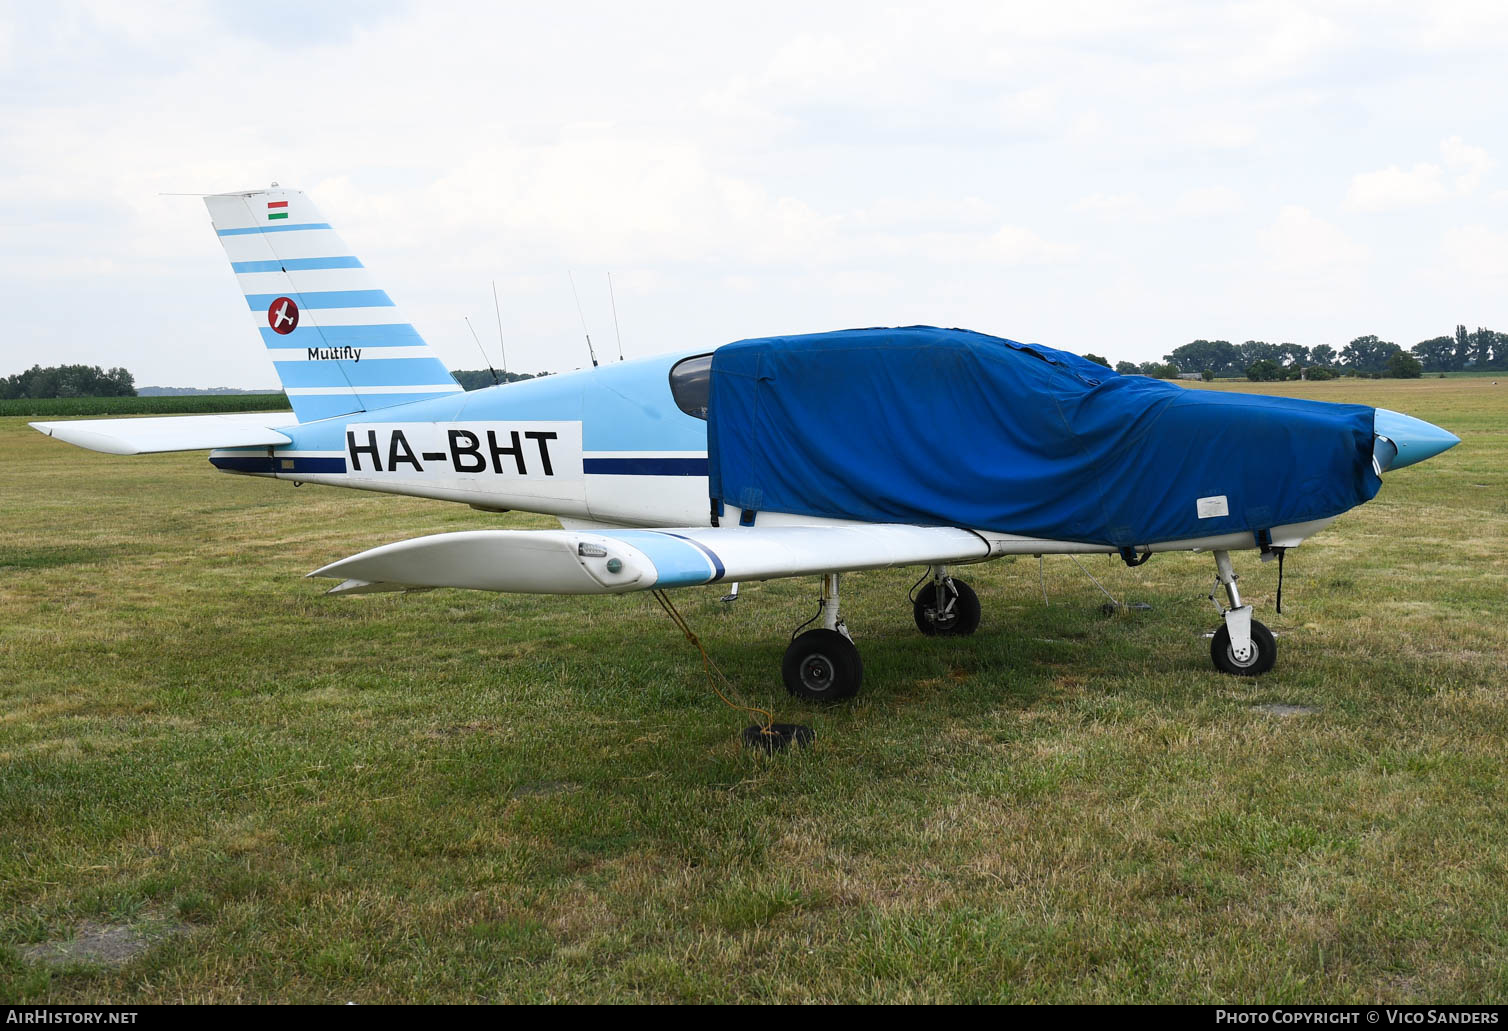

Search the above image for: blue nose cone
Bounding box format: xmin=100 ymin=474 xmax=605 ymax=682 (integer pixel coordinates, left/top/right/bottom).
xmin=1373 ymin=408 xmax=1461 ymax=471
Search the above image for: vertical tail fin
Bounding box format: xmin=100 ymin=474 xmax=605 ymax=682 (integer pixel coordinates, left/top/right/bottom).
xmin=204 ymin=188 xmax=462 ymax=423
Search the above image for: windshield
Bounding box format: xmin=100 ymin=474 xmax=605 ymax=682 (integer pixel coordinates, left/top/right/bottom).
xmin=669 ymin=354 xmax=713 ymax=420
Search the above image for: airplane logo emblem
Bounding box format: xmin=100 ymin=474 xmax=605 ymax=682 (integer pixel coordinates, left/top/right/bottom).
xmin=267 ymin=297 xmax=300 ymax=334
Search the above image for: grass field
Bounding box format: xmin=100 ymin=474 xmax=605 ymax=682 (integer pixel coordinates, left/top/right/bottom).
xmin=0 ymin=394 xmax=290 ymax=418
xmin=1 ymin=377 xmax=1504 ymax=1003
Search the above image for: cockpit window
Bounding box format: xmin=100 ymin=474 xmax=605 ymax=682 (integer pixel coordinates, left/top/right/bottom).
xmin=669 ymin=354 xmax=713 ymax=420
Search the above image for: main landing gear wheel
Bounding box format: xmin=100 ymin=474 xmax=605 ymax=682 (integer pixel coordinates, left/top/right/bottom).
xmin=782 ymin=629 xmax=863 ymax=702
xmin=913 ymin=577 xmax=981 ymax=636
xmin=1210 ymin=620 xmax=1277 ymax=676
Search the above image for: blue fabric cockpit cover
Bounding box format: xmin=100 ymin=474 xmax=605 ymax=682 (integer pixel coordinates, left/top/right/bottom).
xmin=706 ymin=327 xmax=1381 ymax=547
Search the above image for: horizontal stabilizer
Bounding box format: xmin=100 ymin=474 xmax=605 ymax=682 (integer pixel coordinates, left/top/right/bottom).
xmin=309 ymin=524 xmax=992 ymax=596
xmin=30 ymin=412 xmax=294 ymax=456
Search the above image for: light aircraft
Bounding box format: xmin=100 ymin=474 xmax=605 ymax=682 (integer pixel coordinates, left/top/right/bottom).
xmin=31 ymin=188 xmax=1461 ymax=702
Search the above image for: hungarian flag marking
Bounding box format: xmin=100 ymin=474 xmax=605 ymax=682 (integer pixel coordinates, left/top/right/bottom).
xmin=267 ymin=200 xmax=289 ymax=221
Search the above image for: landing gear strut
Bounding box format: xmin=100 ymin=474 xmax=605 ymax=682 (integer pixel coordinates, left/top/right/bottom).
xmin=912 ymin=565 xmax=981 ymax=636
xmin=782 ymin=574 xmax=863 ymax=701
xmin=1209 ymin=550 xmax=1276 ymax=675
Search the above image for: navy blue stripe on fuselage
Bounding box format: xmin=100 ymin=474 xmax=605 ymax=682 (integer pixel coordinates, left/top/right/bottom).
xmin=210 ymin=456 xmax=348 ymax=474
xmin=213 ymin=455 xmax=708 ymax=477
xmin=582 ymin=457 xmax=709 ymax=476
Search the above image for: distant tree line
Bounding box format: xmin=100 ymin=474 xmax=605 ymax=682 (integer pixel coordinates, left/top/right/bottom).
xmin=1408 ymin=325 xmax=1507 ymax=373
xmin=451 ymin=369 xmax=550 ymax=390
xmin=1 ymin=364 xmax=136 ymax=399
xmin=1113 ymin=359 xmax=1186 ymax=379
xmin=1131 ymin=325 xmax=1508 ymax=382
xmin=138 ymin=385 xmax=272 ymax=396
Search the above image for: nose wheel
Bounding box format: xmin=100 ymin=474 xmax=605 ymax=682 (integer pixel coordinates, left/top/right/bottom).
xmin=1208 ymin=549 xmax=1278 ymax=676
xmin=1211 ymin=620 xmax=1276 ymax=675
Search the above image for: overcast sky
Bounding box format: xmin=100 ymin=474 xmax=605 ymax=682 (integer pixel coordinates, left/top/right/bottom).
xmin=2 ymin=1 xmax=1504 ymax=388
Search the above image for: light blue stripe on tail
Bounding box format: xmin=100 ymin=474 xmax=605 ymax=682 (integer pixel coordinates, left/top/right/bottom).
xmin=233 ymin=256 xmax=364 ymax=273
xmin=288 ymin=391 xmax=464 ymax=423
xmin=245 ymin=290 xmax=394 ymax=310
xmin=258 ymin=324 xmax=427 ymax=348
xmin=216 ymin=222 xmax=332 ymax=236
xmin=275 ymin=357 xmax=457 ymax=389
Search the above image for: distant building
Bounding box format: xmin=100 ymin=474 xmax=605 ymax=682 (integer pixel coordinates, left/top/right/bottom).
xmin=1178 ymin=373 xmax=1203 ymax=381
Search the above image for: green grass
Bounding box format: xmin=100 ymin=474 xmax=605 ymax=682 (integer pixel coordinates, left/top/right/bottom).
xmin=1 ymin=394 xmax=290 ymax=418
xmin=1 ymin=378 xmax=1504 ymax=1003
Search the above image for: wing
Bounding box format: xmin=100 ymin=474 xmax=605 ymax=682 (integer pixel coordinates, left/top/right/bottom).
xmin=30 ymin=412 xmax=295 ymax=455
xmin=309 ymin=524 xmax=994 ymax=596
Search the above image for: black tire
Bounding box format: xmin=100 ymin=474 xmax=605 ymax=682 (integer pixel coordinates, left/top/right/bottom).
xmin=913 ymin=578 xmax=981 ymax=636
xmin=782 ymin=629 xmax=863 ymax=702
xmin=1210 ymin=619 xmax=1277 ymax=676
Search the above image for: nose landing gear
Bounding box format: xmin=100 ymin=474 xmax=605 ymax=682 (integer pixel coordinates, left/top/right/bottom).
xmin=1208 ymin=549 xmax=1276 ymax=675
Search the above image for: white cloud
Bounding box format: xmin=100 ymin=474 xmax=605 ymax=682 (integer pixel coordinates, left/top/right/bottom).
xmin=1441 ymin=135 xmax=1492 ymax=192
xmin=760 ymin=32 xmax=893 ymax=104
xmin=1347 ymin=137 xmax=1493 ymax=211
xmin=336 ymin=137 xmax=849 ymax=270
xmin=722 ymin=274 xmax=758 ymax=294
xmin=1070 ymin=192 xmax=1150 ymax=223
xmin=1440 ymin=225 xmax=1508 ymax=295
xmin=1227 ymin=1 xmax=1345 ymax=80
xmin=1258 ymin=205 xmax=1368 ymax=282
xmin=843 ymin=195 xmax=1000 ymax=232
xmin=1346 ymin=164 xmax=1451 ymax=211
xmin=1173 ymin=186 xmax=1244 ymax=217
xmin=977 ymin=225 xmax=1078 ymax=264
xmin=1181 ymin=121 xmax=1259 ymax=151
xmin=1413 ymin=1 xmax=1508 ymax=50
xmin=1070 ymin=187 xmax=1241 ymax=222
xmin=995 ymin=87 xmax=1060 ymax=131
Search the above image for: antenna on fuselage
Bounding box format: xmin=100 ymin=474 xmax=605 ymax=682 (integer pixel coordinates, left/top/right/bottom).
xmin=568 ymin=270 xmax=599 ymax=367
xmin=491 ymin=280 xmax=509 ymax=382
xmin=465 ymin=317 xmax=501 ymax=386
xmin=608 ymin=272 xmax=624 ymax=362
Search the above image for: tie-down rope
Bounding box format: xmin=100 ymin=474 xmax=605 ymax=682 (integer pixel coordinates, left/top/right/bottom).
xmin=651 ymin=589 xmax=775 ymax=737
